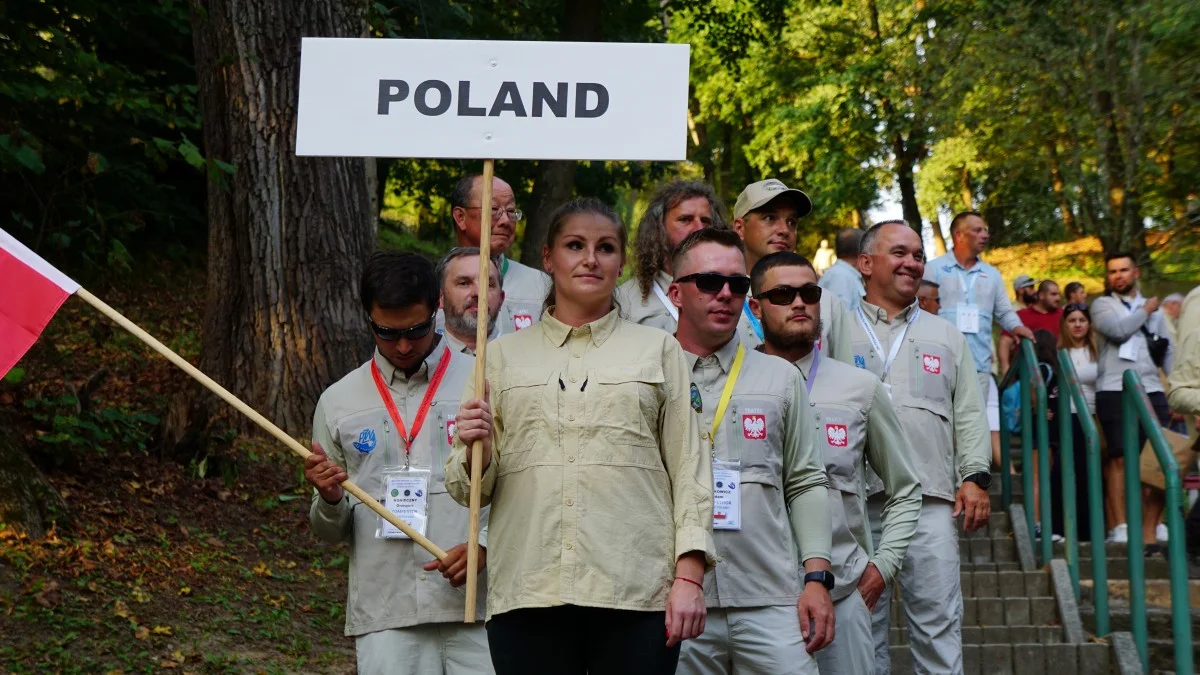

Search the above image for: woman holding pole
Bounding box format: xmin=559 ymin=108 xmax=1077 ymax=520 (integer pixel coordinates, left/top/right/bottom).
xmin=446 ymin=198 xmax=715 ymax=675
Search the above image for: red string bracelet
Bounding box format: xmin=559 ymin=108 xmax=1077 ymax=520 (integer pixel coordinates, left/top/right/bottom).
xmin=674 ymin=576 xmax=704 ymax=590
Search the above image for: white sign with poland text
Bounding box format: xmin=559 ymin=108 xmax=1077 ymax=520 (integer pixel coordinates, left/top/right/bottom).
xmin=296 ymin=38 xmax=691 ymax=161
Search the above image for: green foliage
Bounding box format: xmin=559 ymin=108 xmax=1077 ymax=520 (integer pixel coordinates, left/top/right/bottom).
xmin=0 ymin=1 xmax=207 ymax=276
xmin=23 ymin=395 xmax=160 ymax=464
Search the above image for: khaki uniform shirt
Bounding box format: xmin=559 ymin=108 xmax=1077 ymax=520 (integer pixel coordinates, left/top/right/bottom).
xmin=847 ymin=300 xmax=991 ymax=502
xmin=738 ymin=292 xmax=855 ymax=366
xmin=496 ymin=256 xmax=550 ymax=335
xmin=616 ymin=271 xmax=677 ymax=333
xmin=795 ymin=350 xmax=922 ymax=601
xmin=1166 ymin=287 xmax=1200 ymax=439
xmin=688 ymin=335 xmax=832 ymax=609
xmin=440 ymin=325 xmax=497 ymax=357
xmin=310 ymin=343 xmax=486 ymax=636
xmin=444 ymin=310 xmax=715 ymax=619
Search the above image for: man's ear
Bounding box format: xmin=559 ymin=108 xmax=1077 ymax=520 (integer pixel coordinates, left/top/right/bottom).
xmin=732 ymin=217 xmax=746 ymax=239
xmin=857 ymin=252 xmax=872 ymax=278
xmin=749 ymin=297 xmax=763 ymax=320
xmin=452 ymin=207 xmax=467 ymax=233
xmin=668 ymin=282 xmax=684 ymax=310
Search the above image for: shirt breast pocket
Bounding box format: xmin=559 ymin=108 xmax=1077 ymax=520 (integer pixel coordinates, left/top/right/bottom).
xmin=725 ymin=397 xmax=783 ymax=487
xmin=335 ymin=409 xmax=389 ymax=490
xmin=588 ymin=363 xmax=664 ymax=451
xmin=813 ymin=407 xmax=864 ymax=494
xmin=495 ymin=367 xmax=552 ymax=474
xmin=429 ymin=402 xmax=458 ymax=491
xmin=909 ymin=341 xmax=953 ymax=404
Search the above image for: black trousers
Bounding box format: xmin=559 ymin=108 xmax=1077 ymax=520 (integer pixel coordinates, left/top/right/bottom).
xmin=486 ymin=605 xmax=680 ymax=675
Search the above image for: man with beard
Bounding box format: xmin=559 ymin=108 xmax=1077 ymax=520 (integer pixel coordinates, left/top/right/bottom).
xmin=729 ymin=179 xmax=854 ymax=365
xmin=450 ymin=174 xmax=548 ymax=334
xmin=436 ymin=248 xmax=503 ymax=356
xmin=750 ymin=251 xmax=922 ymax=674
xmin=304 ymin=251 xmax=492 ymax=674
xmin=1092 ymin=252 xmax=1170 ymax=547
xmin=668 ymin=229 xmax=834 ymax=675
xmin=853 ymin=221 xmax=992 ymax=675
xmin=617 ymin=180 xmax=726 ymax=331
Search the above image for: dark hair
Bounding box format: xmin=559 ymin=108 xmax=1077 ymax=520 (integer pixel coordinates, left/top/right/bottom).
xmin=450 ymin=175 xmax=479 ymax=210
xmin=671 ymin=227 xmax=745 ymax=278
xmin=1064 ymin=281 xmax=1085 ymax=298
xmin=542 ymin=198 xmax=626 ymax=311
xmin=1104 ymin=251 xmax=1137 ymax=267
xmin=834 ymin=228 xmax=864 ymax=259
xmin=435 ymin=247 xmax=503 ymax=290
xmin=1037 ymin=279 xmax=1058 ymax=294
xmin=750 ymin=251 xmax=815 ymax=296
xmin=949 ymin=211 xmax=983 ymax=236
xmin=360 ymin=251 xmax=439 ymax=315
xmin=1033 ymin=328 xmax=1058 ymax=365
xmin=633 ymin=180 xmax=727 ymax=300
xmin=920 ymin=279 xmax=940 ymax=289
xmin=1059 ymin=304 xmax=1097 ymax=361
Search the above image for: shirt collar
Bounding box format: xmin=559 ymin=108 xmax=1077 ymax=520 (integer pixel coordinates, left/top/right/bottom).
xmin=794 ymin=348 xmax=816 ymax=381
xmin=655 ymin=269 xmax=674 ymax=292
xmin=540 ymin=307 xmax=621 ymax=348
xmin=685 ymin=332 xmax=743 ymax=373
xmin=860 ymin=298 xmax=919 ymax=324
xmin=373 ymin=338 xmax=446 ymax=387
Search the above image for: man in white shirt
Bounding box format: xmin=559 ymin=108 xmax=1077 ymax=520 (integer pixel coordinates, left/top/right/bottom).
xmin=817 ymin=228 xmax=866 ymax=311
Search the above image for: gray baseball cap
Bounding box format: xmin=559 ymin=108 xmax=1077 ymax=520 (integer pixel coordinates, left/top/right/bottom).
xmin=1013 ymin=274 xmax=1036 ymax=290
xmin=733 ymin=179 xmax=813 ymax=220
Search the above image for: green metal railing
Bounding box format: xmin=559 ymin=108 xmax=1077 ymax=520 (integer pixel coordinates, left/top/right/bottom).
xmin=1056 ymin=349 xmax=1108 ymax=636
xmin=1121 ymin=370 xmax=1192 ymax=674
xmin=1016 ymin=340 xmax=1053 ymax=565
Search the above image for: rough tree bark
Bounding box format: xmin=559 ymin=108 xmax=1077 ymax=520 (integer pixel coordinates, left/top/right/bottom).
xmin=521 ymin=0 xmax=603 ymax=266
xmin=0 ymin=422 xmax=69 ymax=537
xmin=1046 ymin=139 xmax=1077 ymax=237
xmin=188 ymin=0 xmax=375 ymax=439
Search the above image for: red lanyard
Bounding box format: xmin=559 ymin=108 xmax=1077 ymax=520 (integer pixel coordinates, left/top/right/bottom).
xmin=370 ymin=347 xmax=451 ymax=458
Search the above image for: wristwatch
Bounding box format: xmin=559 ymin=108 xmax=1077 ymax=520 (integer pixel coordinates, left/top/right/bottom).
xmin=963 ymin=472 xmax=993 ymax=490
xmin=804 ymin=570 xmax=835 ymax=590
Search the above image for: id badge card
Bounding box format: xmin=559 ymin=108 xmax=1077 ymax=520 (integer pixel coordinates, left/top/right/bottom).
xmin=1118 ymin=339 xmax=1139 ymax=362
xmin=956 ymin=304 xmax=981 ymax=334
xmin=712 ymin=459 xmax=742 ymax=531
xmin=378 ymin=466 xmax=430 ymax=540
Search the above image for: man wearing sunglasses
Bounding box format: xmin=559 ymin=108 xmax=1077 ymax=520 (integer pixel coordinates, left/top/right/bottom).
xmin=451 ymin=174 xmax=548 ymax=334
xmin=730 ymin=179 xmax=854 ymax=366
xmin=749 ymin=251 xmax=921 ymax=673
xmin=436 ymin=247 xmax=504 ymax=356
xmin=304 ymin=251 xmax=493 ymax=674
xmin=668 ymin=228 xmax=834 ymax=675
xmin=851 ymin=221 xmax=992 ymax=675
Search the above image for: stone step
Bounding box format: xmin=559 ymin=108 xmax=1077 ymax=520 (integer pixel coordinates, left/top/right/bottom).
xmin=961 ymin=569 xmax=1051 ymax=597
xmin=1077 ymin=556 xmax=1171 ymax=580
xmin=959 ymin=536 xmax=1020 ymax=564
xmin=961 ymin=561 xmax=1023 ymax=573
xmin=888 ymin=641 xmax=1112 ymax=675
xmin=1054 ymin=539 xmax=1146 ymax=558
xmin=888 ymin=595 xmax=1059 ymax=627
xmin=890 ymin=624 xmax=1065 ymax=645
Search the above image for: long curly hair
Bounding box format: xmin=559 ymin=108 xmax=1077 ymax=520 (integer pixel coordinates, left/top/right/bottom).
xmin=633 ymin=181 xmax=727 ymax=300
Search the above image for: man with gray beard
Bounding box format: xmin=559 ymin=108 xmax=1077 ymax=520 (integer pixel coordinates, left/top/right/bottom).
xmin=436 ymin=248 xmax=503 ymax=356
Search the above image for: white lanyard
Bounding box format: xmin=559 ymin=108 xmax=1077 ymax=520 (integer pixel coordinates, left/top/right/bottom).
xmin=652 ymin=280 xmax=679 ymax=321
xmin=956 ymin=268 xmax=979 ymax=304
xmin=855 ymin=305 xmax=920 ymax=380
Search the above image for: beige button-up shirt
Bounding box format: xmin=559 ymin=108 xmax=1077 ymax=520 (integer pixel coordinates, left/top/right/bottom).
xmin=795 ymin=349 xmax=922 ymax=601
xmin=688 ymin=335 xmax=832 ymax=608
xmin=616 ymin=271 xmax=677 ymax=333
xmin=445 ymin=309 xmax=715 ymax=619
xmin=310 ymin=343 xmax=486 ymax=636
xmin=847 ymin=300 xmax=991 ymax=502
xmin=1166 ymin=287 xmax=1200 ymax=440
xmin=737 ymin=291 xmax=855 ymax=366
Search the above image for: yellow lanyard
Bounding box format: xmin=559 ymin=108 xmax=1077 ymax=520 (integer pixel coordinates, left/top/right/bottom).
xmin=708 ymin=343 xmax=745 ymax=449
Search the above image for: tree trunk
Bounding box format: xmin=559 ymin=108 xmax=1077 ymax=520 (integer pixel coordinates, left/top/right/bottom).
xmin=0 ymin=424 xmax=69 ymax=538
xmin=894 ymin=135 xmax=932 ymax=249
xmin=519 ymin=0 xmax=603 ymax=267
xmin=1046 ymin=140 xmax=1077 ymax=237
xmin=189 ymin=0 xmax=375 ymax=439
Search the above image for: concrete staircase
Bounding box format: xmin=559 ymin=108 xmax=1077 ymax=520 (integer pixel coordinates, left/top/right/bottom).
xmin=884 ymin=476 xmax=1128 ymax=674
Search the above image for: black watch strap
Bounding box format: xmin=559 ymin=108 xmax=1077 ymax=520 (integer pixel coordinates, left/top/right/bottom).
xmin=963 ymin=472 xmax=992 ymax=489
xmin=804 ymin=570 xmax=835 ymax=590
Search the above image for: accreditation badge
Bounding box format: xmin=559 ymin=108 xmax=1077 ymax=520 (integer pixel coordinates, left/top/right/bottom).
xmin=956 ymin=304 xmax=981 ymax=334
xmin=378 ymin=466 xmax=431 ymax=540
xmin=712 ymin=459 xmax=742 ymax=531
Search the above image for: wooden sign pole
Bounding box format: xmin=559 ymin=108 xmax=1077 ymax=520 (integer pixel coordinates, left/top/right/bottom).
xmin=464 ymin=159 xmax=494 ymax=623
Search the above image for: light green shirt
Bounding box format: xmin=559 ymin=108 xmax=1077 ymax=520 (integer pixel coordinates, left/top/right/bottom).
xmin=1167 ymin=287 xmax=1200 ymax=441
xmin=686 ymin=334 xmax=832 ymax=608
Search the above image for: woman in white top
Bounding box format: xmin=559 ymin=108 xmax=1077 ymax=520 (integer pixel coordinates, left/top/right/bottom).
xmin=1056 ymin=303 xmax=1101 ymax=540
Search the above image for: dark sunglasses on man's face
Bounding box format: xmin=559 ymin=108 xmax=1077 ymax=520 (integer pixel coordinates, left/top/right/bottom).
xmin=676 ymin=273 xmax=752 ymax=297
xmin=755 ymin=283 xmax=823 ymax=306
xmin=369 ymin=314 xmax=436 ymax=342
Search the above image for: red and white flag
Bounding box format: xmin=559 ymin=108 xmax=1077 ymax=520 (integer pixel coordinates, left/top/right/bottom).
xmin=0 ymin=228 xmax=80 ymax=378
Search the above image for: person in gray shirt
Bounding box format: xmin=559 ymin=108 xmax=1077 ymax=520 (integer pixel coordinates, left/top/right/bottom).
xmin=817 ymin=228 xmax=866 ymax=311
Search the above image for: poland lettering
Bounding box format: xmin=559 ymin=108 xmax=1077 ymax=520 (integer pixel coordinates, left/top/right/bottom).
xmin=377 ymin=80 xmax=610 ymax=118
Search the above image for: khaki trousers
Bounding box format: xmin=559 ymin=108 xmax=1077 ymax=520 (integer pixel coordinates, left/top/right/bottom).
xmin=815 ymin=589 xmax=874 ymax=675
xmin=355 ymin=622 xmax=494 ymax=675
xmin=677 ymin=605 xmax=819 ymax=675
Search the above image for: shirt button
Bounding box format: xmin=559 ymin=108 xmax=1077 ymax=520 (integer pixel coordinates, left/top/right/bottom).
xmin=569 ymin=376 xmax=577 ymax=383
xmin=566 ymin=498 xmax=574 ymax=506
xmin=568 ymin=414 xmax=575 ymax=421
xmin=419 ymin=574 xmax=427 ymax=581
xmin=568 ymin=455 xmax=576 ymax=463
xmin=705 ymin=385 xmax=713 ymax=392
xmin=565 ymin=542 xmax=573 ymax=550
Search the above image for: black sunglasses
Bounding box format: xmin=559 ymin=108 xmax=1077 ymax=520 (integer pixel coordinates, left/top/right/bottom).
xmin=755 ymin=283 xmax=822 ymax=306
xmin=369 ymin=314 xmax=436 ymax=342
xmin=676 ymin=272 xmax=752 ymax=296
xmin=1064 ymin=303 xmax=1090 ymax=315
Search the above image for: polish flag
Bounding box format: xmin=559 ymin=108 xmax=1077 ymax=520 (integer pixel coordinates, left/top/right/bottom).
xmin=0 ymin=228 xmax=80 ymax=378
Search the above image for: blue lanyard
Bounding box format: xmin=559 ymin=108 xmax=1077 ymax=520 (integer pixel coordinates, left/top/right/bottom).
xmin=742 ymin=299 xmax=764 ymax=341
